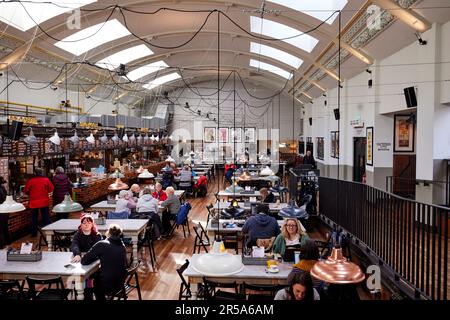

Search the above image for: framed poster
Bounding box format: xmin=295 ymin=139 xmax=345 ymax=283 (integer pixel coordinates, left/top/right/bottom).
xmin=316 ymin=137 xmax=324 ymax=160
xmin=394 ymin=115 xmax=415 ymax=152
xmin=244 ymin=128 xmax=256 ymax=143
xmin=218 ymin=127 xmax=229 ymax=143
xmin=203 ymin=127 xmax=216 ymax=143
xmin=330 ymin=131 xmax=339 ymax=158
xmin=366 ymin=127 xmax=374 ymax=166
xmin=230 ymin=128 xmax=242 ymax=143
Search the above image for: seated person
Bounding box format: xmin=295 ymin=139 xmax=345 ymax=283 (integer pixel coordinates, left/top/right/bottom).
xmin=136 ymin=188 xmax=162 ymax=238
xmin=293 ymin=240 xmax=319 ymax=272
xmin=71 ymin=214 xmax=102 ymax=263
xmin=129 ymin=184 xmax=141 ymax=199
xmin=224 ymin=162 xmax=236 ymax=185
xmin=161 ymin=162 xmax=174 ymax=189
xmin=152 ymin=182 xmax=167 ymax=201
xmin=159 ymin=187 xmax=181 ymax=235
xmin=259 ymin=187 xmax=275 ymax=203
xmin=274 ymin=269 xmax=320 ymax=301
xmin=81 ymin=224 xmax=128 ymax=301
xmin=115 ymin=190 xmax=136 ymax=215
xmin=193 ymin=174 xmax=208 ymax=197
xmin=273 ymin=218 xmax=309 ymax=257
xmin=178 ymin=165 xmax=193 ymax=193
xmin=242 ymin=203 xmax=280 ymax=248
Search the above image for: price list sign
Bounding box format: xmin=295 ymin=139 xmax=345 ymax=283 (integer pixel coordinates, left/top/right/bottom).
xmin=1 ymin=138 xmax=13 ymax=156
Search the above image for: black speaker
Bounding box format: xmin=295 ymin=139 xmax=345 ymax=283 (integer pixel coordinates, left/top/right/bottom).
xmin=8 ymin=121 xmax=23 ymax=141
xmin=404 ymin=87 xmax=417 ymax=108
xmin=309 ymin=117 xmax=312 ymax=126
xmin=333 ymin=108 xmax=340 ymax=120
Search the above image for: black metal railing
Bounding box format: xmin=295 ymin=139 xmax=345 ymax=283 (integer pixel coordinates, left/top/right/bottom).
xmin=320 ymin=177 xmax=449 ymax=300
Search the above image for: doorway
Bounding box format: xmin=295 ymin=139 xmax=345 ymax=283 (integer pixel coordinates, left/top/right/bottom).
xmin=353 ymin=137 xmax=366 ymax=182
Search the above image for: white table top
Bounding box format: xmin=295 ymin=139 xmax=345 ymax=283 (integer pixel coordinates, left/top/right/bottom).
xmin=217 ymin=190 xmax=280 ymax=198
xmin=0 ymin=251 xmax=99 ymax=277
xmin=206 ymin=219 xmax=289 ymax=233
xmin=213 ymin=202 xmax=288 ymax=211
xmin=184 ymin=254 xmax=292 ymax=282
xmin=42 ymin=219 xmax=149 ymax=233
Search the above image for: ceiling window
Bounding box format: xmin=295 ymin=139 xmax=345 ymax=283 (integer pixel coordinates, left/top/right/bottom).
xmin=126 ymin=61 xmax=169 ymax=82
xmin=96 ymin=45 xmax=153 ymax=70
xmin=0 ymin=0 xmax=96 ymax=32
xmin=143 ymin=73 xmax=181 ymax=90
xmin=250 ymin=16 xmax=319 ymax=53
xmin=54 ymin=19 xmax=130 ymax=56
xmin=267 ymin=0 xmax=347 ymax=24
xmin=250 ymin=42 xmax=303 ymax=69
xmin=249 ymin=59 xmax=292 ymax=79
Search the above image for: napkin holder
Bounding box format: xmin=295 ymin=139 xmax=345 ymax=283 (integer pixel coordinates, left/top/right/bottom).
xmin=7 ymin=250 xmax=42 ymax=262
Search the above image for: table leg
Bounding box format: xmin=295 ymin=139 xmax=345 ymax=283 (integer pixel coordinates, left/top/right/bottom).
xmin=46 ymin=233 xmax=53 ymax=251
xmin=74 ymin=278 xmax=85 ymax=301
xmin=132 ymin=235 xmax=139 ymax=264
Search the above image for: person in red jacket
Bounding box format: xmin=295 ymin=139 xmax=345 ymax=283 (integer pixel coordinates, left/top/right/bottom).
xmin=23 ymin=168 xmax=54 ymax=237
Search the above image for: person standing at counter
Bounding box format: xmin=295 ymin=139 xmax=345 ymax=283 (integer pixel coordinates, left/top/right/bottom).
xmin=23 ymin=168 xmax=54 ymax=237
xmin=52 ymin=166 xmax=72 ymax=218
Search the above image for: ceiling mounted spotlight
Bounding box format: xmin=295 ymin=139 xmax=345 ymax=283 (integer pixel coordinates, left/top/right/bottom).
xmin=50 ymin=84 xmax=58 ymax=91
xmin=366 ymin=69 xmax=372 ymax=74
xmin=415 ymin=32 xmax=427 ymax=45
xmin=197 ymin=110 xmax=201 ymax=115
xmin=86 ymin=132 xmax=96 ymax=144
xmin=185 ymin=102 xmax=190 ymax=108
xmin=368 ymin=79 xmax=373 ymax=89
xmin=116 ymin=63 xmax=127 ymax=76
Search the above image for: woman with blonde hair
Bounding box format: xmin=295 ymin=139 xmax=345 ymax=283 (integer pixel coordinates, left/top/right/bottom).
xmin=273 ymin=218 xmax=309 ymax=256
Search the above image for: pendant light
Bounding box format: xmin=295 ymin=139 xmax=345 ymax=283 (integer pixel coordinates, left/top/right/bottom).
xmin=143 ymin=133 xmax=149 ymax=142
xmin=310 ymin=247 xmax=365 ymax=284
xmin=122 ymin=133 xmax=129 ymax=143
xmin=239 ymin=171 xmax=251 ymax=181
xmin=138 ymin=169 xmax=154 ymax=179
xmin=49 ymin=128 xmax=61 ymax=145
xmin=69 ymin=130 xmax=80 ymax=145
xmin=225 ymin=181 xmax=244 ymax=194
xmin=260 ymin=165 xmax=274 ymax=176
xmin=129 ymin=133 xmax=136 ymax=143
xmin=100 ymin=131 xmax=108 ymax=144
xmin=112 ymin=132 xmax=120 ymax=143
xmin=279 ymin=199 xmax=308 ymax=219
xmin=0 ymin=195 xmax=26 ymax=213
xmin=86 ymin=132 xmax=96 ymax=144
xmin=52 ymin=194 xmax=83 ymax=213
xmin=108 ymin=178 xmax=129 ymax=191
xmin=24 ymin=127 xmax=37 ymax=145
xmin=137 ymin=134 xmax=143 ymax=144
xmin=109 ymin=169 xmax=124 ymax=178
xmin=154 ymin=135 xmax=159 ymax=142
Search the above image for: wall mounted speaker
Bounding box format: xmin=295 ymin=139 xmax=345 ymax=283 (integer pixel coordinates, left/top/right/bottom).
xmin=404 ymin=87 xmax=417 ymax=108
xmin=8 ymin=121 xmax=23 ymax=141
xmin=333 ymin=108 xmax=340 ymax=120
xmin=308 ymin=117 xmax=312 ymax=126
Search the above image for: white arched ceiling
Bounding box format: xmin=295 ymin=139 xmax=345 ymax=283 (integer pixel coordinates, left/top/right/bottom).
xmin=0 ymin=0 xmax=447 ymax=107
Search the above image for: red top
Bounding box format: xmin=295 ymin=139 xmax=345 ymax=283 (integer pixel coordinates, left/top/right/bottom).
xmin=152 ymin=190 xmax=167 ymax=201
xmin=224 ymin=164 xmax=236 ymax=173
xmin=23 ymin=176 xmax=54 ymax=209
xmin=196 ymin=175 xmax=207 ymax=187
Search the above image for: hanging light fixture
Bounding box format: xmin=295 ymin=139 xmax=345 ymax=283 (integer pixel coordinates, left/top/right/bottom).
xmin=109 ymin=169 xmax=124 ymax=178
xmin=165 ymin=156 xmax=175 ymax=163
xmin=137 ymin=134 xmax=143 ymax=144
xmin=150 ymin=134 xmax=155 ymax=141
xmin=108 ymin=178 xmax=129 ymax=191
xmin=143 ymin=133 xmax=149 ymax=142
xmin=111 ymin=131 xmax=120 ymax=143
xmin=154 ymin=135 xmax=159 ymax=142
xmin=239 ymin=171 xmax=252 ymax=181
xmin=138 ymin=169 xmax=155 ymax=179
xmin=49 ymin=128 xmax=61 ymax=145
xmin=100 ymin=131 xmax=108 ymax=144
xmin=225 ymin=181 xmax=244 ymax=193
xmin=0 ymin=195 xmax=26 ymax=213
xmin=86 ymin=132 xmax=96 ymax=144
xmin=129 ymin=133 xmax=136 ymax=143
xmin=279 ymin=199 xmax=308 ymax=219
xmin=310 ymin=247 xmax=365 ymax=284
xmin=52 ymin=194 xmax=83 ymax=213
xmin=24 ymin=127 xmax=37 ymax=145
xmin=259 ymin=165 xmax=274 ymax=176
xmin=122 ymin=133 xmax=129 ymax=142
xmin=69 ymin=130 xmax=80 ymax=145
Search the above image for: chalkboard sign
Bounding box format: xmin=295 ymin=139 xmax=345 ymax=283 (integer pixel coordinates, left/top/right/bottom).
xmin=2 ymin=138 xmax=13 ymax=156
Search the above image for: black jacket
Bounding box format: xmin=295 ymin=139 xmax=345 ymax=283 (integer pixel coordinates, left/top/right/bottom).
xmin=71 ymin=230 xmax=102 ymax=256
xmin=303 ymin=155 xmax=316 ymax=168
xmin=81 ymin=236 xmax=128 ymax=292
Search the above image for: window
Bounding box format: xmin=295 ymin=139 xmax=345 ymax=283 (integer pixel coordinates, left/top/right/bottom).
xmin=249 ymin=59 xmax=292 ymax=79
xmin=250 ymin=16 xmax=319 ymax=53
xmin=143 ymin=73 xmax=181 ymax=90
xmin=0 ymin=0 xmax=96 ymax=32
xmin=250 ymin=42 xmax=303 ymax=69
xmin=126 ymin=61 xmax=169 ymax=82
xmin=54 ymin=19 xmax=130 ymax=56
xmin=96 ymin=45 xmax=153 ymax=70
xmin=267 ymin=0 xmax=347 ymax=24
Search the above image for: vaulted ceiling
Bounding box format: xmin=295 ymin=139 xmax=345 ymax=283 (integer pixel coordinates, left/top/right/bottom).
xmin=1 ymin=0 xmax=449 ymax=108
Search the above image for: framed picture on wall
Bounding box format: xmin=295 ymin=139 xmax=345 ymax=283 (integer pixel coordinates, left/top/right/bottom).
xmin=203 ymin=127 xmax=216 ymax=143
xmin=394 ymin=114 xmax=415 ymax=152
xmin=218 ymin=128 xmax=229 ymax=143
xmin=366 ymin=127 xmax=374 ymax=166
xmin=230 ymin=128 xmax=242 ymax=143
xmin=244 ymin=128 xmax=256 ymax=143
xmin=330 ymin=131 xmax=339 ymax=158
xmin=316 ymin=137 xmax=324 ymax=160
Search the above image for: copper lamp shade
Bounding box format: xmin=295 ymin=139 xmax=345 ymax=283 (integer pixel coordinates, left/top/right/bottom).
xmin=108 ymin=178 xmax=129 ymax=191
xmin=239 ymin=171 xmax=251 ymax=181
xmin=310 ymin=247 xmax=365 ymax=284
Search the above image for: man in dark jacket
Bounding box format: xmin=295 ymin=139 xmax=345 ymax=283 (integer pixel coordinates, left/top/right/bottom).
xmin=302 ymin=150 xmax=316 ymax=169
xmin=52 ymin=166 xmax=72 ymax=209
xmin=81 ymin=224 xmax=128 ymax=300
xmin=242 ymin=203 xmax=280 ymax=248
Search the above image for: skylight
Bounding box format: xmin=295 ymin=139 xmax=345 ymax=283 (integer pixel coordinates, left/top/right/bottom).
xmin=0 ymin=0 xmax=96 ymax=32
xmin=96 ymin=45 xmax=154 ymax=70
xmin=126 ymin=61 xmax=169 ymax=82
xmin=250 ymin=16 xmax=319 ymax=53
xmin=143 ymin=73 xmax=181 ymax=90
xmin=267 ymin=0 xmax=347 ymax=24
xmin=250 ymin=42 xmax=303 ymax=69
xmin=249 ymin=59 xmax=292 ymax=79
xmin=54 ymin=19 xmax=131 ymax=56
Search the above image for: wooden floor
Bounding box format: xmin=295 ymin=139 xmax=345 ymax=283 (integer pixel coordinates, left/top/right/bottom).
xmin=11 ymin=174 xmax=375 ymax=300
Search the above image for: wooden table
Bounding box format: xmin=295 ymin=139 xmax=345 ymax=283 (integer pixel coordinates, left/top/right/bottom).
xmin=42 ymin=219 xmax=148 ymax=263
xmin=0 ymin=250 xmax=100 ymax=300
xmin=183 ymin=253 xmax=292 ymax=298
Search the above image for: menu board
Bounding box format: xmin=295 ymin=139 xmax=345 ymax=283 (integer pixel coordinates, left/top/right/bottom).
xmin=44 ymin=139 xmax=61 ymax=154
xmin=1 ymin=138 xmax=13 ymax=156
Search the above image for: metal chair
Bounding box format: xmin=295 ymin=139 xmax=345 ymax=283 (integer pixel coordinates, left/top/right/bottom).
xmin=242 ymin=282 xmax=284 ymax=300
xmin=193 ymin=222 xmax=210 ymax=254
xmin=0 ymin=279 xmax=26 ymax=300
xmin=205 ymin=203 xmax=214 ymax=226
xmin=37 ymin=227 xmax=48 ymax=250
xmin=26 ymin=276 xmax=72 ymax=300
xmin=53 ymin=230 xmax=76 ymax=252
xmin=137 ymin=223 xmax=157 ymax=271
xmin=176 ymin=259 xmax=192 ymax=300
xmin=202 ymin=277 xmax=244 ymax=300
xmin=110 ymin=260 xmax=142 ymax=300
